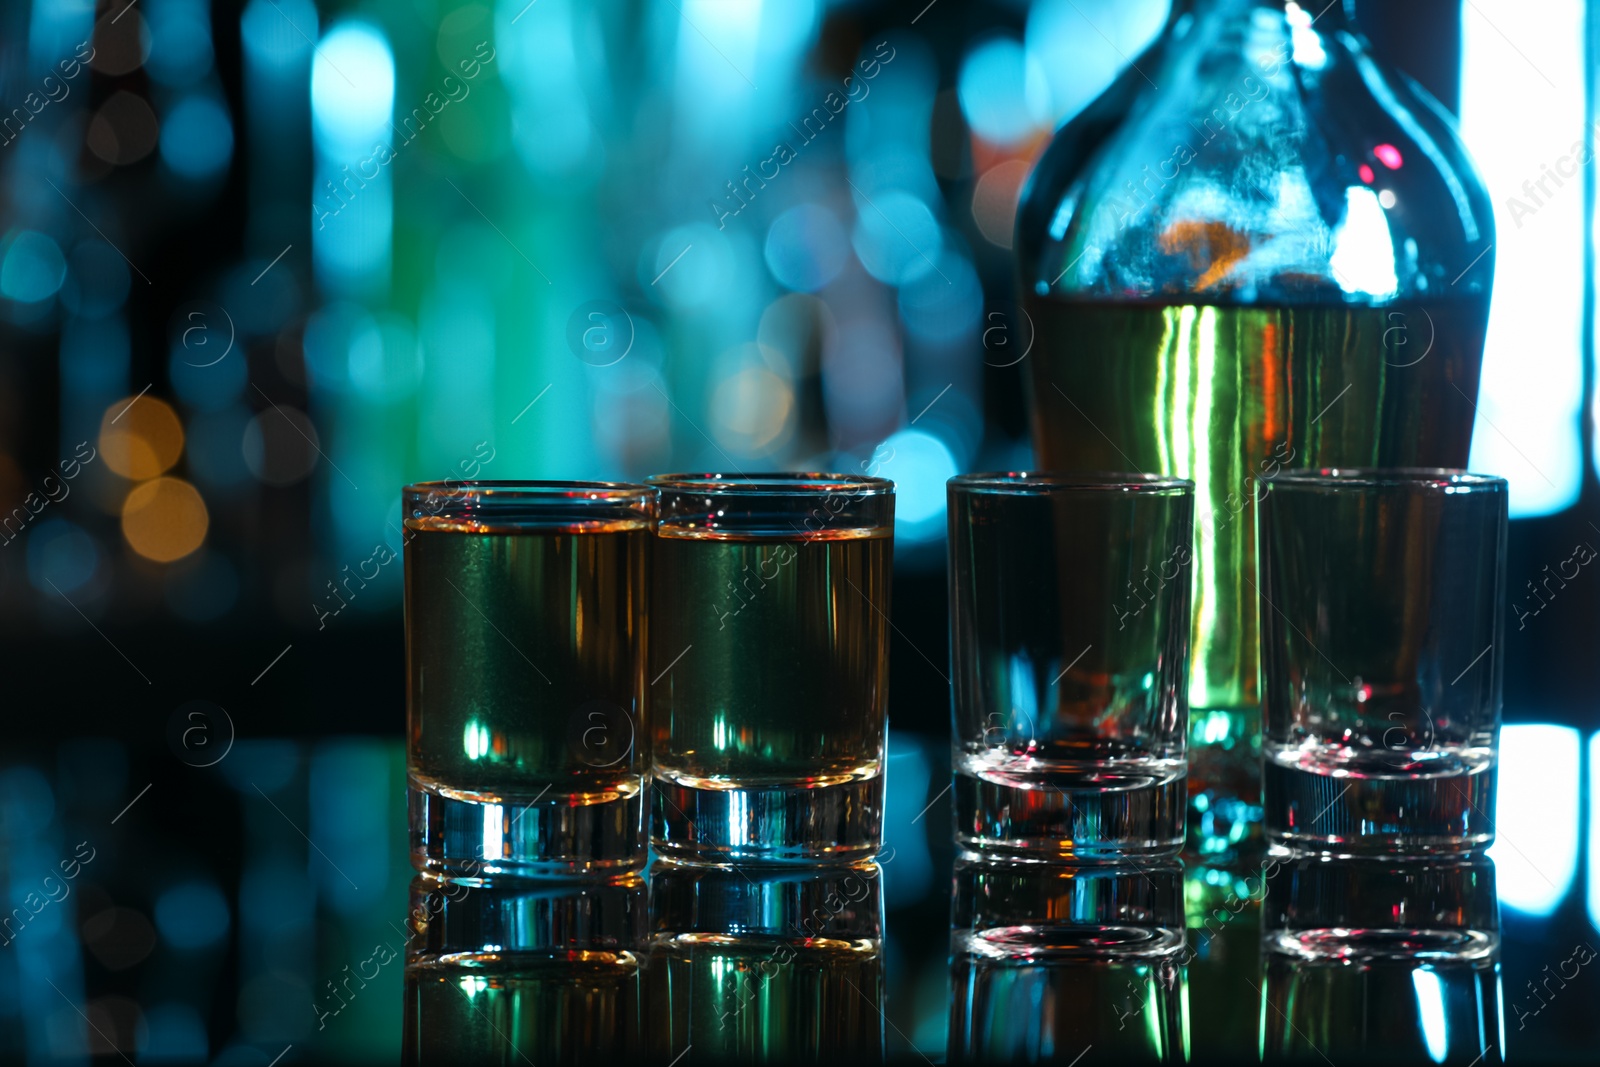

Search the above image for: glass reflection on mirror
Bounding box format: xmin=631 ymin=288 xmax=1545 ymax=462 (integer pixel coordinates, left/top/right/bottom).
xmin=949 ymin=858 xmax=1188 ymax=1063
xmin=401 ymin=874 xmax=647 ymax=1065
xmin=1259 ymin=853 xmax=1503 ymax=1064
xmin=646 ymin=860 xmax=885 ymax=1062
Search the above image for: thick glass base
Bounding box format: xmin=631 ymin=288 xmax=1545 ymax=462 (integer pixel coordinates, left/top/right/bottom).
xmin=1263 ymin=749 xmax=1494 ymax=854
xmin=650 ymin=770 xmax=883 ymax=862
xmin=408 ymin=774 xmax=645 ymax=876
xmin=953 ymin=758 xmax=1185 ymax=860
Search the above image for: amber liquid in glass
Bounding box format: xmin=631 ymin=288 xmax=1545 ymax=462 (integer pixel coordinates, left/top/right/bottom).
xmin=405 ymin=517 xmax=648 ymax=871
xmin=650 ymin=527 xmax=890 ymax=785
xmin=650 ymin=525 xmax=890 ymax=858
xmin=1024 ymin=297 xmax=1487 ymax=810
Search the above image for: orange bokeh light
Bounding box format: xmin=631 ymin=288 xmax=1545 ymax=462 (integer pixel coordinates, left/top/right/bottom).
xmin=971 ymin=159 xmax=1033 ymax=249
xmin=121 ymin=477 xmax=208 ymax=562
xmin=99 ymin=395 xmax=184 ymax=480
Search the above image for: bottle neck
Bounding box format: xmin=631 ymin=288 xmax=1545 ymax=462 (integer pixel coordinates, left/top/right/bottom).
xmin=1170 ymin=0 xmax=1352 ymax=30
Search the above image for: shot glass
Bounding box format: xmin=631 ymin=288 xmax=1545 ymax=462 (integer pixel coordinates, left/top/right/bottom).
xmin=404 ymin=481 xmax=651 ymax=875
xmin=402 ymin=873 xmax=647 ymax=1065
xmin=647 ymin=473 xmax=894 ymax=861
xmin=948 ymin=473 xmax=1194 ymax=859
xmin=647 ymin=860 xmax=885 ymax=1060
xmin=950 ymin=858 xmax=1187 ymax=1063
xmin=1260 ymin=854 xmax=1501 ymax=1062
xmin=1257 ymin=469 xmax=1507 ymax=852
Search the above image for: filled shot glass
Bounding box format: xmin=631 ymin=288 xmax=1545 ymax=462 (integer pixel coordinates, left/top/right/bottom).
xmin=404 ymin=481 xmax=651 ymax=875
xmin=948 ymin=473 xmax=1194 ymax=859
xmin=1257 ymin=469 xmax=1507 ymax=852
xmin=648 ymin=473 xmax=894 ymax=861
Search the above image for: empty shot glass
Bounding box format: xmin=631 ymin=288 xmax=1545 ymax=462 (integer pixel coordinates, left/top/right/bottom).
xmin=647 ymin=473 xmax=894 ymax=862
xmin=404 ymin=481 xmax=651 ymax=875
xmin=1257 ymin=469 xmax=1507 ymax=852
xmin=1259 ymin=854 xmax=1502 ymax=1062
xmin=948 ymin=473 xmax=1194 ymax=859
xmin=949 ymin=858 xmax=1188 ymax=1064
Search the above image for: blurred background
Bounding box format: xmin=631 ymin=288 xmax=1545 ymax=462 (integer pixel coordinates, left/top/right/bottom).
xmin=1 ymin=0 xmax=1597 ymax=1061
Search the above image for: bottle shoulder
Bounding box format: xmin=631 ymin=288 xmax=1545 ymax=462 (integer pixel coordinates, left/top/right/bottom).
xmin=1017 ymin=26 xmax=1494 ymax=304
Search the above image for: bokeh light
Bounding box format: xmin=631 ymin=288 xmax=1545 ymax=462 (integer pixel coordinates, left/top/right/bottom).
xmin=1025 ymin=0 xmax=1166 ymax=124
xmin=1491 ymin=723 xmax=1580 ymax=915
xmin=897 ymin=252 xmax=983 ymax=344
xmin=99 ymin=395 xmax=185 ymax=480
xmin=710 ymin=347 xmax=795 ymax=456
xmin=849 ymin=146 xmax=944 ymax=213
xmin=25 ymin=519 xmax=102 ymax=594
xmin=60 ymin=240 xmax=132 ymax=318
xmin=851 ymin=191 xmax=944 ymax=285
xmin=764 ymin=204 xmax=849 ymax=292
xmin=90 ymin=9 xmax=152 ymax=76
xmin=310 ymin=21 xmax=396 ymax=156
xmin=648 ymin=224 xmax=739 ymax=310
xmin=240 ymin=0 xmax=316 ymax=72
xmin=956 ymin=37 xmax=1051 ymax=145
xmin=146 ymin=0 xmax=215 ymax=87
xmin=971 ymin=160 xmax=1032 ymax=248
xmin=0 ymin=230 xmax=67 ymax=304
xmin=86 ymin=91 xmax=161 ymax=166
xmin=137 ymin=1004 xmax=209 ymax=1061
xmin=301 ymin=301 xmax=369 ymax=393
xmin=347 ymin=313 xmax=423 ymax=402
xmin=121 ymin=477 xmax=209 ymax=562
xmin=83 ymin=997 xmax=145 ymax=1056
xmin=153 ymin=880 xmax=232 ymax=950
xmin=880 ymin=427 xmax=958 ymax=542
xmin=242 ymin=407 xmax=322 ymax=487
xmin=500 ymin=0 xmax=596 ymax=181
xmin=82 ymin=908 xmax=157 ymax=970
xmin=160 ymin=95 xmax=235 ymax=181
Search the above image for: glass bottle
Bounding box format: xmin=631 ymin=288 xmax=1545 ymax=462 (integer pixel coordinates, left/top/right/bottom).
xmin=1015 ymin=0 xmax=1494 ymax=852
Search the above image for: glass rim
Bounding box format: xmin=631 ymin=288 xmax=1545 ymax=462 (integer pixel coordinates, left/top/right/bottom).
xmin=948 ymin=471 xmax=1193 ymax=494
xmin=646 ymin=472 xmax=894 ymax=496
xmin=402 ymin=479 xmax=653 ymax=503
xmin=1261 ymin=468 xmax=1507 ymax=492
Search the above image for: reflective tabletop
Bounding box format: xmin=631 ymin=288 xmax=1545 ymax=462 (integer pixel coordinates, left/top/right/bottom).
xmin=2 ymin=735 xmax=1595 ymax=1063
xmin=396 ymin=851 xmax=1520 ymax=1065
